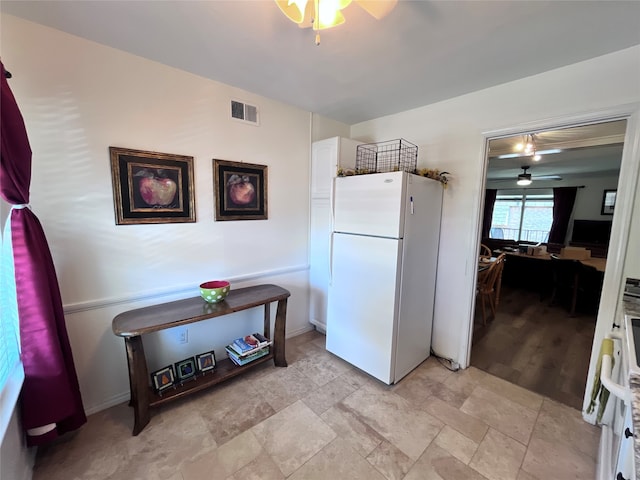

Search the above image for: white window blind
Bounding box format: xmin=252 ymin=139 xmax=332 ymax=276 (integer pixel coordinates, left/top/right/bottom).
xmin=1 ymin=217 xmax=21 ymax=392
xmin=490 ymin=191 xmax=554 ymax=243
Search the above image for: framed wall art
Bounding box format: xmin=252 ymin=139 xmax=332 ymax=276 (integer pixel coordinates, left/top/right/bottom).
xmin=601 ymin=189 xmax=616 ymax=215
xmin=195 ymin=351 xmax=216 ymax=373
xmin=150 ymin=365 xmax=175 ymax=393
xmin=213 ymin=159 xmax=267 ymax=221
xmin=174 ymin=357 xmax=196 ymax=382
xmin=109 ymin=147 xmax=196 ymax=225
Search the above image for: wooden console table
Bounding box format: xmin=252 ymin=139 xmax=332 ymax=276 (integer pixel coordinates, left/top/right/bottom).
xmin=112 ymin=284 xmax=290 ymax=435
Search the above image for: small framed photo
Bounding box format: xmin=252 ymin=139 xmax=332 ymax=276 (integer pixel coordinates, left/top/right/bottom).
xmin=150 ymin=365 xmax=175 ymax=393
xmin=195 ymin=351 xmax=216 ymax=373
xmin=601 ymin=189 xmax=616 ymax=215
xmin=175 ymin=357 xmax=196 ymax=382
xmin=109 ymin=146 xmax=196 ymax=225
xmin=213 ymin=159 xmax=267 ymax=221
xmin=174 ymin=357 xmax=197 ymax=382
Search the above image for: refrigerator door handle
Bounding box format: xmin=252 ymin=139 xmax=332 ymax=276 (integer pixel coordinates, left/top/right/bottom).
xmin=329 ymin=177 xmax=336 ymax=285
xmin=329 ymin=232 xmax=334 ymax=285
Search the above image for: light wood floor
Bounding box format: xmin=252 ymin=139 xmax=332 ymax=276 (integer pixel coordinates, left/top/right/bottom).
xmin=471 ymin=285 xmax=597 ymax=410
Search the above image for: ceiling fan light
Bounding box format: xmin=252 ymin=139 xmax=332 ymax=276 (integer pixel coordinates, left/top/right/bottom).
xmin=517 ymin=176 xmax=532 ymax=186
xmin=276 ymin=0 xmax=309 ymax=23
xmin=533 ymin=154 xmax=541 ymax=161
xmin=316 ymin=3 xmax=347 ymax=29
xmin=517 ymin=165 xmax=532 ymax=185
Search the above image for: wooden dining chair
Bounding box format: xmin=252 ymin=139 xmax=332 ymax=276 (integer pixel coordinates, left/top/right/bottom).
xmin=480 ymin=243 xmax=492 ymax=258
xmin=476 ymin=253 xmax=506 ymax=325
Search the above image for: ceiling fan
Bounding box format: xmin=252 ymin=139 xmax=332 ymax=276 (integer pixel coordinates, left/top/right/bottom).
xmin=516 ymin=166 xmax=562 ymax=185
xmin=275 ymin=0 xmax=398 ymax=44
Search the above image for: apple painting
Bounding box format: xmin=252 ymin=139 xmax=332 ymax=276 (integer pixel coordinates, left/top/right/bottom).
xmin=227 ymin=174 xmax=256 ymax=206
xmin=135 ymin=169 xmax=177 ymax=207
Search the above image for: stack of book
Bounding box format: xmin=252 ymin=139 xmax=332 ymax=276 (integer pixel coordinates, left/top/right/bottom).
xmin=225 ymin=333 xmax=272 ymax=366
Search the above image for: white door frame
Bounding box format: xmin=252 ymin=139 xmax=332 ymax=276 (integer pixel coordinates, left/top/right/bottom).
xmin=464 ymin=102 xmax=640 ymax=423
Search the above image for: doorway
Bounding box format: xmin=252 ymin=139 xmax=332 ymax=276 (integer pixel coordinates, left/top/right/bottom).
xmin=470 ymin=120 xmax=626 ymax=410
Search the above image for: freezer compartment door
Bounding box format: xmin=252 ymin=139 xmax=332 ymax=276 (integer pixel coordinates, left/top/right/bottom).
xmin=326 ymin=233 xmax=401 ymax=384
xmin=334 ymin=171 xmax=406 ymax=238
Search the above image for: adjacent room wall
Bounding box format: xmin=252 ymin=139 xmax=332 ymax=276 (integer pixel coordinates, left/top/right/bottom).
xmin=350 ymin=45 xmax=640 ymax=367
xmin=487 ymin=172 xmax=621 ymax=244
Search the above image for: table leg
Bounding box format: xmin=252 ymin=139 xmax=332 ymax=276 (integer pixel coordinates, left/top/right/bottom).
xmin=273 ymin=298 xmax=288 ymax=367
xmin=263 ymin=302 xmax=271 ymax=340
xmin=125 ymin=336 xmax=150 ymax=436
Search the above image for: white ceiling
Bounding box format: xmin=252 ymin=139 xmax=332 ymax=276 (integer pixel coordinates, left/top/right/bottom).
xmin=2 ymin=1 xmax=640 ymax=125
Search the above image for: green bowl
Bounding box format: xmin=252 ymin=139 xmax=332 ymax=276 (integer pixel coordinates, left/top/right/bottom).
xmin=199 ymin=280 xmax=230 ymax=303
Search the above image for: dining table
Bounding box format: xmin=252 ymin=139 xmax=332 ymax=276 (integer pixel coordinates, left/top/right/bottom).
xmin=497 ymin=249 xmax=606 ymax=273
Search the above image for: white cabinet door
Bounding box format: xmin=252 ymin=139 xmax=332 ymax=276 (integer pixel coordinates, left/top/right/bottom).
xmin=311 ymin=138 xmax=338 ymax=199
xmin=309 ymin=199 xmax=331 ymax=329
xmin=309 ymin=137 xmax=361 ymax=331
xmin=615 ymin=406 xmax=636 ymax=480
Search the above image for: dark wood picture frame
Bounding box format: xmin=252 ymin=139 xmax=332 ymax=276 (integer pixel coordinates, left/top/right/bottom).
xmin=150 ymin=365 xmax=175 ymax=393
xmin=109 ymin=147 xmax=196 ymax=225
xmin=174 ymin=357 xmax=197 ymax=382
xmin=195 ymin=351 xmax=216 ymax=373
xmin=213 ymin=159 xmax=267 ymax=221
xmin=601 ymin=189 xmax=616 ymax=215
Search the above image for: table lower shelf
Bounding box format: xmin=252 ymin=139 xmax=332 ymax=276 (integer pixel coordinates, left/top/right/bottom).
xmin=148 ymin=352 xmax=274 ymax=407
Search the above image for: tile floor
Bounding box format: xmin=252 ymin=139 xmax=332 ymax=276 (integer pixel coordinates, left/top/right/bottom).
xmin=33 ymin=330 xmax=600 ymax=480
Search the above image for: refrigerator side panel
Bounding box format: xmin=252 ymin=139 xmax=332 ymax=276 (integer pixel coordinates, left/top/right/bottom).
xmin=394 ymin=175 xmax=443 ymax=382
xmin=333 ymin=171 xmax=406 ymax=238
xmin=326 ymin=233 xmax=402 ymax=384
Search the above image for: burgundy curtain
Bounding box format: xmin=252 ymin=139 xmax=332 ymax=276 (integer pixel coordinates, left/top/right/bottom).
xmin=481 ymin=189 xmax=497 ymax=239
xmin=548 ymin=186 xmax=578 ymax=245
xmin=1 ymin=63 xmax=86 ymax=446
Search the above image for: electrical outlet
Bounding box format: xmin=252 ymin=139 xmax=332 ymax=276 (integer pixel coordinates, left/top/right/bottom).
xmin=179 ymin=329 xmax=188 ymax=344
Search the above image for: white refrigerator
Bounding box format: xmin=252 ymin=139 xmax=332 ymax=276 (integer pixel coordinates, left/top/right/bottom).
xmin=326 ymin=171 xmax=443 ymax=384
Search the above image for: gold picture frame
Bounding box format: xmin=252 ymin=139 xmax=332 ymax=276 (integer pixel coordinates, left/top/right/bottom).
xmin=109 ymin=147 xmax=196 ymax=225
xmin=213 ymin=159 xmax=267 ymax=221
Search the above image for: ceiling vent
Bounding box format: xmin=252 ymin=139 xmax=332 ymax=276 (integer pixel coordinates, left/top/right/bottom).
xmin=231 ymin=100 xmax=259 ymax=125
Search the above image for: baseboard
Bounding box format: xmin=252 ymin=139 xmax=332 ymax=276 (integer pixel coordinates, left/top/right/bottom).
xmin=286 ymin=324 xmax=316 ymax=338
xmin=84 ymin=392 xmax=130 ymax=416
xmin=309 ymin=318 xmax=326 ymax=334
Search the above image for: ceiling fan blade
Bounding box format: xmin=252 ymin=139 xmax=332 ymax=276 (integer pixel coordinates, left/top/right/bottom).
xmin=532 ymin=175 xmax=562 ymax=180
xmin=355 ymin=0 xmax=398 ymax=19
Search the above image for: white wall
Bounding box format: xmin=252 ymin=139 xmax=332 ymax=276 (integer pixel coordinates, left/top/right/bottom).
xmin=0 ymin=15 xmax=317 ymax=416
xmin=0 ymin=410 xmax=33 ymax=480
xmin=311 ymin=113 xmax=351 ymax=142
xmin=351 ymin=45 xmax=640 ymax=367
xmin=624 ymin=170 xmax=640 ymax=279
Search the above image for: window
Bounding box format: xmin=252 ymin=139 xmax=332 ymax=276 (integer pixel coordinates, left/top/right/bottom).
xmin=1 ymin=208 xmax=24 ymax=440
xmin=490 ymin=191 xmax=554 ymax=243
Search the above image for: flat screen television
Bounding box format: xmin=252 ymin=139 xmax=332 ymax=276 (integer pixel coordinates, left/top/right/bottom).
xmin=571 ymin=219 xmax=612 ymax=245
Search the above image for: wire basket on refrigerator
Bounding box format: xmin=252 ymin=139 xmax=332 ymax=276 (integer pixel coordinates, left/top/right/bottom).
xmin=356 ymin=139 xmax=418 ymax=174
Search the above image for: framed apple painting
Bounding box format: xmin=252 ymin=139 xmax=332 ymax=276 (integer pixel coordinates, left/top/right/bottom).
xmin=213 ymin=159 xmax=267 ymax=221
xmin=109 ymin=147 xmax=196 ymax=225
